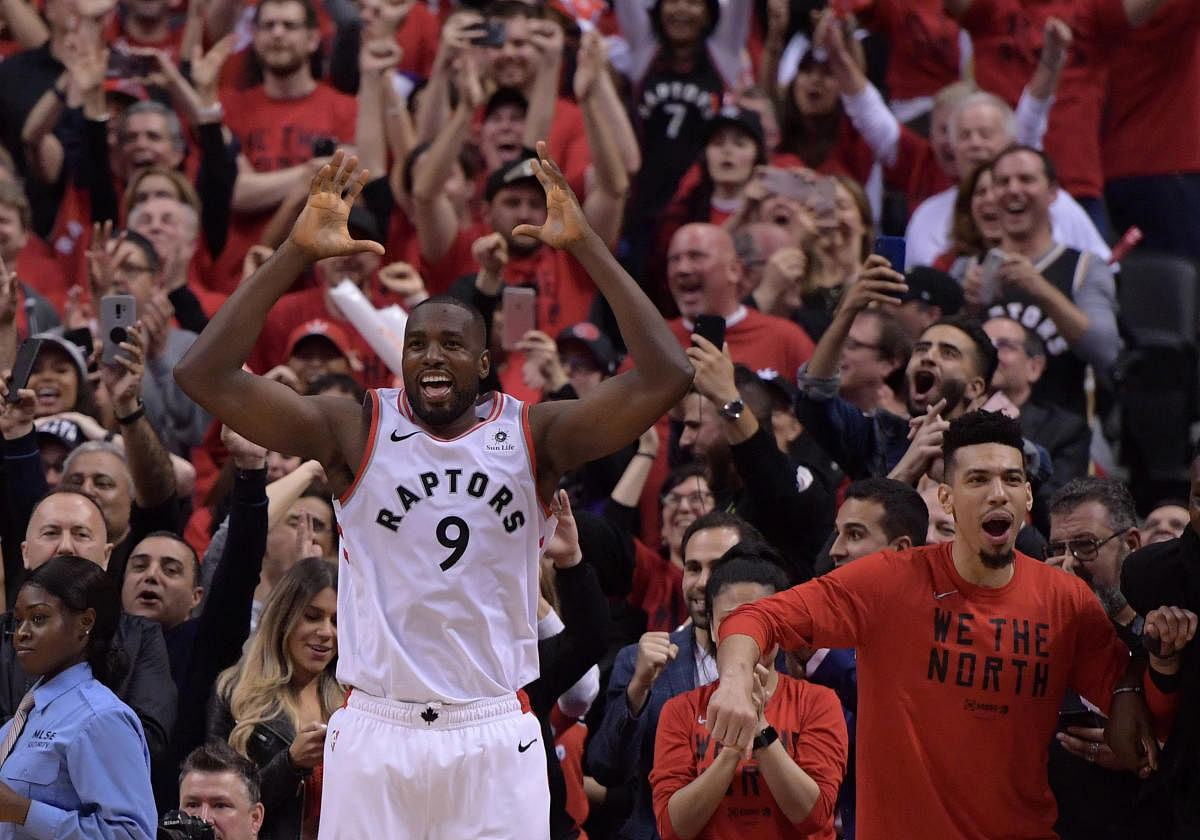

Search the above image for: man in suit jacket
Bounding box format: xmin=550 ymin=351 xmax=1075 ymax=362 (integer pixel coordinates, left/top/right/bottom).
xmin=984 ymin=316 xmax=1089 ymax=532
xmin=588 ymin=512 xmax=762 ymax=840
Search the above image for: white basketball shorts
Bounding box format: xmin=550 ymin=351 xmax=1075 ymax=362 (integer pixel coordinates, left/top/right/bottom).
xmin=317 ymin=689 xmax=550 ymax=840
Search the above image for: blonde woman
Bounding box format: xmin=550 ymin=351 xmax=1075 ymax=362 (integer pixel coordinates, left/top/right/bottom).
xmin=208 ymin=558 xmax=343 ymax=840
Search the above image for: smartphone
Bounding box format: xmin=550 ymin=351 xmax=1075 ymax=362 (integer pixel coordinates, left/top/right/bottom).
xmin=469 ymin=20 xmax=506 ymax=47
xmin=100 ymin=295 xmax=137 ymax=366
xmin=979 ymin=248 xmax=1007 ymax=306
xmin=107 ymin=50 xmax=151 ymax=79
xmin=874 ymin=235 xmax=906 ymax=272
xmin=759 ymin=167 xmax=813 ymax=202
xmin=1058 ymin=708 xmax=1104 ymax=731
xmin=311 ymin=136 xmax=338 ymax=158
xmin=501 ymin=286 xmax=536 ymax=351
xmin=6 ymin=338 xmax=44 ymax=404
xmin=693 ymin=314 xmax=726 ymax=350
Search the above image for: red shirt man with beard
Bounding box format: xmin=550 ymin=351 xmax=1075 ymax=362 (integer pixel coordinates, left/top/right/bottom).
xmin=217 ymin=0 xmax=357 ymax=293
xmin=707 ymin=410 xmax=1188 ymax=840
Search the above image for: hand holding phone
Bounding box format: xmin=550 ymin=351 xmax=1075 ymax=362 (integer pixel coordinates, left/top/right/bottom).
xmin=6 ymin=338 xmax=43 ymax=404
xmin=469 ymin=21 xmax=506 ymax=47
xmin=101 ymin=295 xmax=137 ymax=366
xmin=693 ymin=314 xmax=726 ymax=350
xmin=979 ymin=248 xmax=1007 ymax=307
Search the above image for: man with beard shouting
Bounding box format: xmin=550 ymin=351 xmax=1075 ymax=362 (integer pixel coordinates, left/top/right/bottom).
xmin=703 ymin=410 xmax=1196 ymax=840
xmin=174 ymin=145 xmax=693 ymax=840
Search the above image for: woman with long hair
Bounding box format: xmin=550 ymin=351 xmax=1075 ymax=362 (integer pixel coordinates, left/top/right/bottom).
xmin=0 ymin=555 xmax=156 ymax=839
xmin=938 ymin=161 xmax=1004 ymax=277
xmin=210 ymin=558 xmax=343 ymax=840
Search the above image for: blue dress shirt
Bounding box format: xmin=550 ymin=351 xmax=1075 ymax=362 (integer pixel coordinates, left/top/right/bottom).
xmin=0 ymin=662 xmax=155 ymax=840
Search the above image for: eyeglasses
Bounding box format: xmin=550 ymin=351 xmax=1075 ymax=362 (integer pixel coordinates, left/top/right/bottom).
xmin=661 ymin=490 xmax=715 ymax=509
xmin=1043 ymin=528 xmax=1130 ymax=562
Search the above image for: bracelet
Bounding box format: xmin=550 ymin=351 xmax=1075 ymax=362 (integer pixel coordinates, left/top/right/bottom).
xmin=634 ymin=451 xmax=656 ymax=459
xmin=115 ymin=400 xmax=146 ymax=425
xmin=1112 ymin=685 xmax=1143 ymax=697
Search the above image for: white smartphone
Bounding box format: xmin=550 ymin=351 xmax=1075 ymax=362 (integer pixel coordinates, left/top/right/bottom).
xmin=979 ymin=248 xmax=1007 ymax=306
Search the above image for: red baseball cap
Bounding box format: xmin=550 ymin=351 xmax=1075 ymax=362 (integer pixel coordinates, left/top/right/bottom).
xmin=283 ymin=319 xmax=359 ymax=368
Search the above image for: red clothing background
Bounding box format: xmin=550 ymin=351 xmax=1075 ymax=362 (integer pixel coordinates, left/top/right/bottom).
xmin=669 ymin=308 xmax=814 ymax=381
xmin=861 ymin=0 xmax=962 ymax=101
xmin=960 ymin=0 xmax=1130 ymax=199
xmin=503 ymin=246 xmax=597 ymax=339
xmin=628 ymin=540 xmax=685 ymax=633
xmin=719 ymin=542 xmax=1131 ymax=840
xmin=1101 ymin=0 xmax=1200 ymax=179
xmin=651 ymin=675 xmax=847 ymax=840
xmin=215 ymin=83 xmax=358 ymax=294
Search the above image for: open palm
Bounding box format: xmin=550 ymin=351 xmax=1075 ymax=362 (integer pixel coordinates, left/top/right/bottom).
xmin=290 ymin=151 xmax=386 ymax=261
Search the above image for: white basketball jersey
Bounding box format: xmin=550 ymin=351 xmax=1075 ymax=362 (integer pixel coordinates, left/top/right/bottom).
xmin=333 ymin=389 xmax=557 ymax=703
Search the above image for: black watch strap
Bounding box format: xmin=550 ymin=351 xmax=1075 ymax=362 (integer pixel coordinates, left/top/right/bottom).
xmin=751 ymin=725 xmax=778 ymax=752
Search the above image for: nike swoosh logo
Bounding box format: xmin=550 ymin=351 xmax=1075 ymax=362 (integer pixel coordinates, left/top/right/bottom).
xmin=518 ymin=738 xmax=538 ymax=753
xmin=934 ymin=590 xmax=958 ymax=600
xmin=391 ymin=430 xmax=419 ymax=442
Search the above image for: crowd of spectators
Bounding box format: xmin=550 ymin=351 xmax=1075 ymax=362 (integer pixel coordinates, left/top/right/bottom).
xmin=0 ymin=0 xmax=1197 ymax=837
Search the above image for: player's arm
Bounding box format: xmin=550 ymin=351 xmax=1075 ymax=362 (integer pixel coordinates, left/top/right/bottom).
xmin=520 ymin=142 xmax=693 ymax=499
xmin=174 ymin=152 xmax=385 ymax=469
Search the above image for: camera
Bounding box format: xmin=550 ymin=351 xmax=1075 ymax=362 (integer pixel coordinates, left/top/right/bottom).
xmin=158 ymin=810 xmax=215 ymax=840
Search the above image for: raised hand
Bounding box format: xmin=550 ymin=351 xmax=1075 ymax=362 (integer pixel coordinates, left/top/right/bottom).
xmin=99 ymin=318 xmax=147 ymax=416
xmin=451 ymin=51 xmax=486 ymax=110
xmin=511 ymin=141 xmax=594 ymax=252
xmin=378 ymin=261 xmax=428 ymax=304
xmin=191 ymin=33 xmax=237 ymax=104
xmin=360 ymin=37 xmax=403 ymax=76
xmin=572 ymin=29 xmax=606 ymax=101
xmin=517 ymin=329 xmax=567 ymax=394
xmin=836 ymin=255 xmax=907 ymax=317
xmin=242 ymin=244 xmax=275 ymax=283
xmin=544 ymin=489 xmax=582 ymax=569
xmin=288 ymin=151 xmax=386 ymax=261
xmin=1041 ymin=17 xmax=1072 ymax=71
xmin=85 ymin=221 xmax=121 ymax=298
xmin=0 ymin=367 xmax=37 ymax=441
xmin=222 ymin=423 xmax=269 ymax=469
xmin=685 ymin=333 xmax=738 ymax=409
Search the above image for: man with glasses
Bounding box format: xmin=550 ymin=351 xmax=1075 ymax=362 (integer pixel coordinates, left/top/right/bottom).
xmin=1045 ymin=477 xmax=1144 ymax=840
xmin=88 ymin=229 xmax=210 ymax=457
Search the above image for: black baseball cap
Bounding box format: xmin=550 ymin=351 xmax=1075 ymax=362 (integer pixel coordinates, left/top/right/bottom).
xmin=902 ymin=266 xmax=964 ymax=315
xmin=757 ymin=369 xmax=797 ymax=409
xmin=556 ymin=322 xmax=620 ymax=376
xmin=708 ymin=105 xmax=766 ymax=156
xmin=484 ymin=87 xmax=528 ymax=121
xmin=347 ymin=206 xmax=385 ymax=247
xmin=485 ymin=152 xmax=545 ymax=202
xmin=36 ymin=417 xmax=83 ymax=452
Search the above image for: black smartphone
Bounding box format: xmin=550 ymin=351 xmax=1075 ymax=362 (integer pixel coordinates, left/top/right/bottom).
xmin=469 ymin=20 xmax=506 ymax=47
xmin=1058 ymin=708 xmax=1104 ymax=731
xmin=311 ymin=136 xmax=338 ymax=158
xmin=693 ymin=314 xmax=725 ymax=350
xmin=874 ymin=235 xmax=906 ymax=272
xmin=107 ymin=50 xmax=152 ymax=79
xmin=7 ymin=337 xmax=44 ymax=404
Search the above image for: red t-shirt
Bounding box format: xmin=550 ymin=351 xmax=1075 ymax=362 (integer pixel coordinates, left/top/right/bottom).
xmin=719 ymin=542 xmax=1132 ymax=840
xmin=862 ymin=0 xmax=962 ymax=101
xmin=106 ymin=18 xmax=186 ymax=64
xmin=669 ymin=308 xmax=814 ymax=382
xmin=960 ymin=0 xmax=1131 ymax=199
xmin=1101 ymin=0 xmax=1200 ymax=178
xmin=628 ymin=540 xmax=685 ymax=633
xmin=216 ymin=83 xmax=358 ymax=294
xmin=16 ymin=237 xmax=68 ymax=316
xmin=651 ymin=675 xmax=847 ymax=840
xmin=393 ymin=1 xmax=440 ymax=80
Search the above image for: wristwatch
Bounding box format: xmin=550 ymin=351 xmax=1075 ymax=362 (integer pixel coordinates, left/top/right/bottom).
xmin=717 ymin=398 xmax=744 ymax=421
xmin=751 ymin=725 xmax=778 ymax=752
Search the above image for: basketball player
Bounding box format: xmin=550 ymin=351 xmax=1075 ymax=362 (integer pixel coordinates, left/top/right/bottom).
xmin=174 ymin=145 xmax=694 ymax=839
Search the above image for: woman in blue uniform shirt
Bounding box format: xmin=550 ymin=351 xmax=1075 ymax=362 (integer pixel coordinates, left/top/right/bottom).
xmin=0 ymin=554 xmax=156 ymax=839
